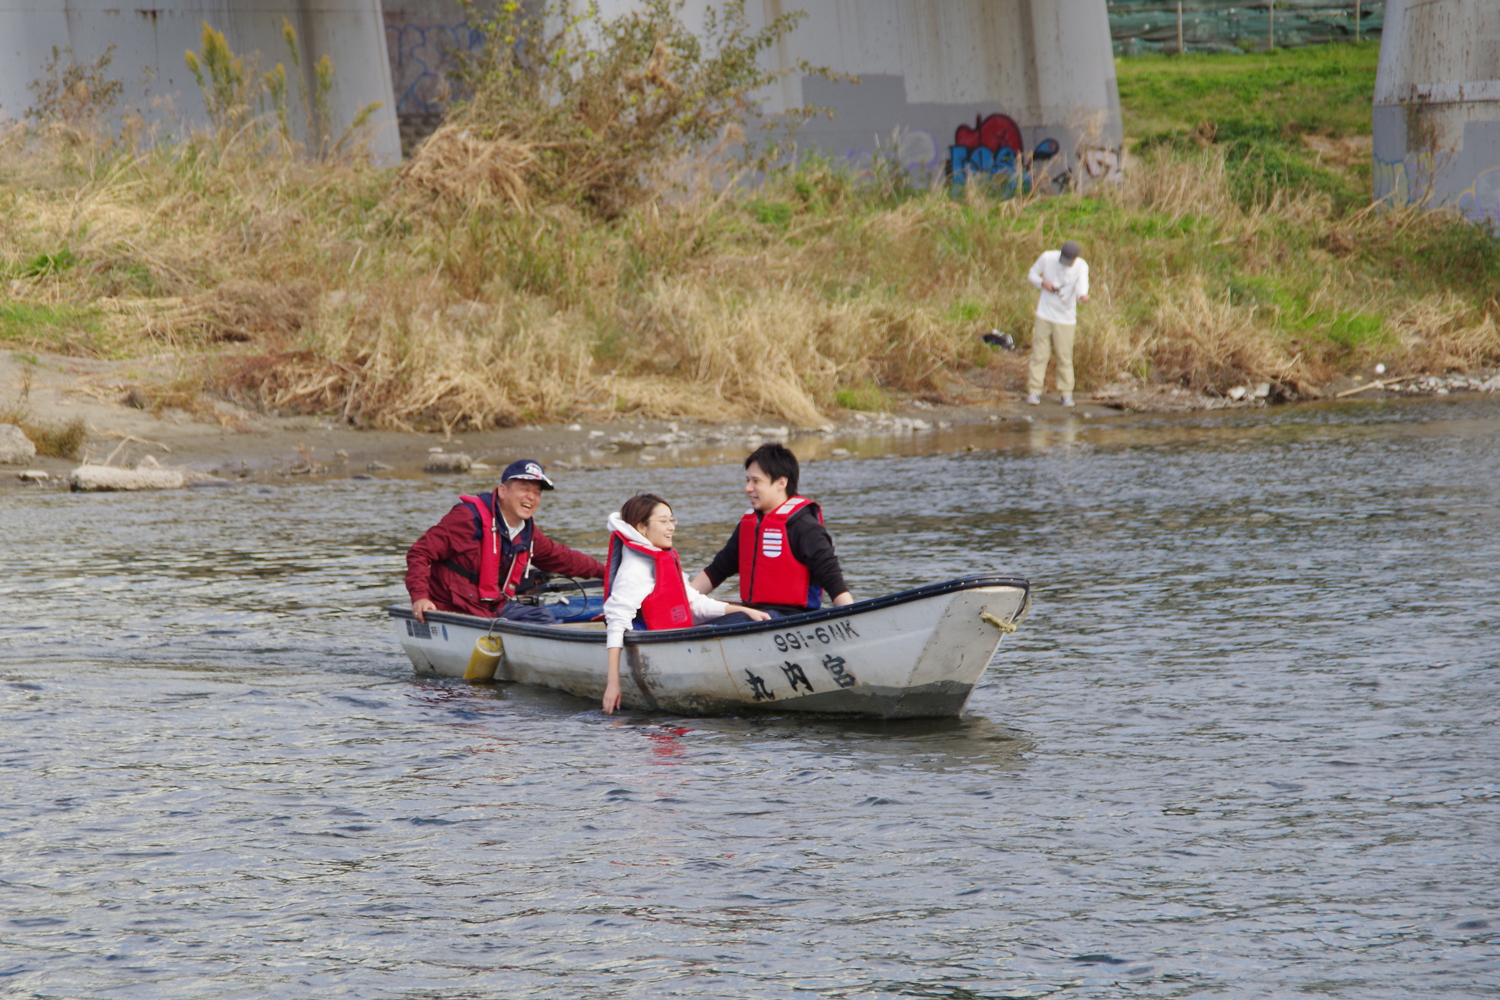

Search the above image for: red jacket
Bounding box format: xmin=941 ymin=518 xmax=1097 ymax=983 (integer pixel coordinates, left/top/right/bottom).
xmin=406 ymin=494 xmax=606 ymax=617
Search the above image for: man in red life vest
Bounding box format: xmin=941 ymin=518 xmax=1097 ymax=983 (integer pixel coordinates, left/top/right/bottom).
xmin=406 ymin=459 xmax=605 ymax=624
xmin=690 ymin=443 xmax=854 ymax=618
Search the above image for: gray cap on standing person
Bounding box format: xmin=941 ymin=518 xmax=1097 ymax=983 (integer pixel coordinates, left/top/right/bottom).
xmin=1059 ymin=240 xmax=1081 ymax=265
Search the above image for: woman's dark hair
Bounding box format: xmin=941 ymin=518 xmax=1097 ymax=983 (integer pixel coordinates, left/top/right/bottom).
xmin=745 ymin=442 xmax=799 ymax=497
xmin=620 ymin=493 xmax=671 ymax=531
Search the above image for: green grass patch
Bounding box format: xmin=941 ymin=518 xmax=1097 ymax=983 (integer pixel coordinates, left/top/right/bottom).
xmin=18 ymin=248 xmax=79 ymax=278
xmin=833 ymin=381 xmax=892 ymax=412
xmin=748 ymin=199 xmax=793 ymax=231
xmin=1116 ymin=43 xmax=1380 ymax=139
xmin=0 ymin=302 xmax=104 ymax=353
xmin=946 ymin=298 xmax=986 ymax=325
xmin=1316 ymin=311 xmax=1390 ymax=350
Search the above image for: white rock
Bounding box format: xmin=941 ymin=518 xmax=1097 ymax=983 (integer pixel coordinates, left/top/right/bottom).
xmin=428 ymin=446 xmax=444 ymax=453
xmin=1374 ymin=363 xmax=1386 ymax=375
xmin=589 ymin=430 xmax=605 ymax=437
xmin=0 ymin=424 xmax=37 ymax=465
xmin=911 ymin=419 xmax=932 ymax=431
xmin=1227 ymin=386 xmax=1247 ymax=401
xmin=1253 ymin=382 xmax=1271 ymax=398
xmin=831 ymin=448 xmax=850 ymax=457
xmin=70 ymin=464 xmax=186 ymax=491
xmin=423 ymin=452 xmax=473 ymax=473
xmin=18 ymin=469 xmax=48 ymax=482
xmin=566 ymin=424 xmax=583 ymax=432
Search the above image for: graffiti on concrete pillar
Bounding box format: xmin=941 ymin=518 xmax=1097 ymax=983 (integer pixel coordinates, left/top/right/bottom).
xmin=1373 ymin=157 xmax=1411 ymax=207
xmin=1456 ymin=165 xmax=1500 ymax=222
xmin=947 ymin=113 xmax=1063 ymax=194
xmin=949 ymin=113 xmax=1023 ymax=192
xmin=1081 ymin=146 xmax=1123 ymax=184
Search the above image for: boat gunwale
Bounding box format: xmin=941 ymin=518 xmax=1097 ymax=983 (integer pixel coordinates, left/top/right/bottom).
xmin=385 ymin=574 xmax=1030 ymax=646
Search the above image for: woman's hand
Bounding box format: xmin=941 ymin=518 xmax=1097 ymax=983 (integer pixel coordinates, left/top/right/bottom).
xmin=603 ymin=647 xmax=622 ymax=714
xmin=728 ymin=604 xmax=772 ymax=622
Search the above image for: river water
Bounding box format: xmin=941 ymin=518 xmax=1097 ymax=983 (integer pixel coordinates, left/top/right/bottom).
xmin=3 ymin=397 xmax=1498 ymax=999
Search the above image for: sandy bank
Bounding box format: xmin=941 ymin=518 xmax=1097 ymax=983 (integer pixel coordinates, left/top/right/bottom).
xmin=3 ymin=349 xmax=1496 ymax=495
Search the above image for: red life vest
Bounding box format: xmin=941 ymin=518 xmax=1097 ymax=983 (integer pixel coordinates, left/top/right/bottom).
xmin=738 ymin=496 xmax=822 ymax=609
xmin=459 ymin=493 xmax=531 ymax=602
xmin=604 ymin=532 xmax=694 ymax=629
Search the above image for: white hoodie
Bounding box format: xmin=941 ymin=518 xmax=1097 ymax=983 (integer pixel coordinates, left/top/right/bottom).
xmin=603 ymin=511 xmax=730 ymax=650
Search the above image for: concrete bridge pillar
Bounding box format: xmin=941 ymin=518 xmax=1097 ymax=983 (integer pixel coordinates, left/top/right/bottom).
xmin=1374 ymin=0 xmax=1500 ymax=224
xmin=0 ymin=0 xmax=401 ymax=164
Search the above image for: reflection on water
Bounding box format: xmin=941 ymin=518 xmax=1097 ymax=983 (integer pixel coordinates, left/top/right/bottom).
xmin=3 ymin=396 xmax=1499 ymax=998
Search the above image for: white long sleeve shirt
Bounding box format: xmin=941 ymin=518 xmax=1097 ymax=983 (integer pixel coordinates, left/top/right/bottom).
xmin=1028 ymin=250 xmax=1090 ymax=325
xmin=603 ymin=512 xmax=729 ymax=649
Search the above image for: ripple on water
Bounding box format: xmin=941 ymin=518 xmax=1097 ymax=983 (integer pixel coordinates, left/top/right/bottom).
xmin=2 ymin=396 xmax=1498 ymax=998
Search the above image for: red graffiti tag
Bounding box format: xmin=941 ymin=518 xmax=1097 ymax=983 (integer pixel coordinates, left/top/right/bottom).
xmin=953 ymin=113 xmax=1022 ymax=155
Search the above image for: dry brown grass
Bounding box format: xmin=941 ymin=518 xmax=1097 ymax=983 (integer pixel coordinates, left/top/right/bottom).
xmin=396 ymin=125 xmax=534 ymax=213
xmin=2 ymin=104 xmax=1497 ymax=430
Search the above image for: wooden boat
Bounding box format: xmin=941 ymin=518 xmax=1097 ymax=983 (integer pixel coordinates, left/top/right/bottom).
xmin=386 ymin=574 xmax=1030 ymax=718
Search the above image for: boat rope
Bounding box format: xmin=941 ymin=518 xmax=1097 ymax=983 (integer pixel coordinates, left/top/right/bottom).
xmin=980 ymin=612 xmax=1018 ymax=633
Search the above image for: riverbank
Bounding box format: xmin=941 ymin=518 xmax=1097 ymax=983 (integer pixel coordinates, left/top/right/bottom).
xmin=2 ymin=40 xmax=1497 ymax=448
xmin=4 ymin=343 xmax=1496 ymax=497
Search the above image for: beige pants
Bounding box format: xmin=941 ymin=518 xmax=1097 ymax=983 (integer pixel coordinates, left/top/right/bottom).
xmin=1028 ymin=317 xmax=1076 ymax=394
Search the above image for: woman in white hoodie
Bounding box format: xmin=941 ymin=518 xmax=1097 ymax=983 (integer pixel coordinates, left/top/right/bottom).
xmin=602 ymin=493 xmax=769 ymax=713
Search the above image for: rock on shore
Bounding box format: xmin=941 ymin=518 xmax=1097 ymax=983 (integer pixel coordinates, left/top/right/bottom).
xmin=70 ymin=463 xmax=187 ymax=491
xmin=423 ymin=452 xmax=473 ymax=473
xmin=1 ymin=424 xmax=37 ymax=464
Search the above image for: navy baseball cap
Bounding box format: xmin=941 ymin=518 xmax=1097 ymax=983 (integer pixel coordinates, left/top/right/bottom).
xmin=501 ymin=459 xmax=555 ymax=490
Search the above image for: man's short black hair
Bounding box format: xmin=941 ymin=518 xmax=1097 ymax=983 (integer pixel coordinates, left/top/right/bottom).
xmin=745 ymin=442 xmax=799 ymax=497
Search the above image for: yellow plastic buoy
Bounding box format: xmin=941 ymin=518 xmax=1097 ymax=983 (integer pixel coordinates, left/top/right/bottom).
xmin=465 ymin=634 xmax=504 ymax=681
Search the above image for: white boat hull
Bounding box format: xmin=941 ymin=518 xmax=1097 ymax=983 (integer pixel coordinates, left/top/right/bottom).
xmin=388 ymin=576 xmax=1030 ymax=718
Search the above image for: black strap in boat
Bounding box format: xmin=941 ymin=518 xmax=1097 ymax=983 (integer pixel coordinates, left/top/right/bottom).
xmin=438 ymin=558 xmax=479 ymax=584
xmin=438 ymin=559 xmax=550 ymax=596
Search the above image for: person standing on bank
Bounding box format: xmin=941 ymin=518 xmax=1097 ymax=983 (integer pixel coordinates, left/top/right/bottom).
xmin=690 ymin=443 xmax=854 ymax=619
xmin=1026 ymin=239 xmax=1090 ymax=407
xmin=406 ymin=459 xmax=606 ymax=624
xmin=601 ymin=493 xmax=769 ymax=713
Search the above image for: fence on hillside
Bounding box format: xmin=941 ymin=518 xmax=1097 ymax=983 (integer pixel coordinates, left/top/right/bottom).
xmin=1109 ymin=1 xmax=1384 ymax=55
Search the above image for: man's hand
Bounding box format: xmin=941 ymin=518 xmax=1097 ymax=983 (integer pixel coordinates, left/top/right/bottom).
xmin=1078 ymin=294 xmax=1089 ymax=304
xmin=1041 ymin=280 xmax=1058 ymax=292
xmin=412 ymin=599 xmax=436 ymax=623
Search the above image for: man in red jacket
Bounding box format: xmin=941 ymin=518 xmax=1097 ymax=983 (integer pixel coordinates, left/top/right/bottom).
xmin=406 ymin=459 xmax=605 ymax=623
